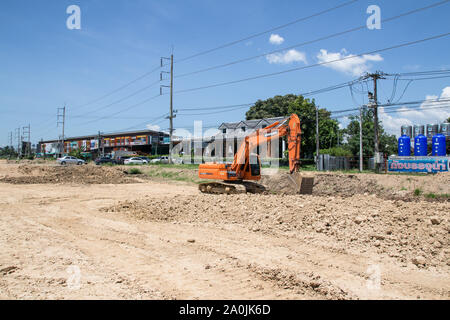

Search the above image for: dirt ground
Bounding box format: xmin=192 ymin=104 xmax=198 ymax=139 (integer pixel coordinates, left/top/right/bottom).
xmin=0 ymin=160 xmax=448 ymax=299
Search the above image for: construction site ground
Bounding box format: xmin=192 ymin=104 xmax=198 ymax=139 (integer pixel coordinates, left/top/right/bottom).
xmin=0 ymin=160 xmax=448 ymax=299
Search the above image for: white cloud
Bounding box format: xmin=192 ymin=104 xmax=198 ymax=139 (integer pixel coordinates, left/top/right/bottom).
xmin=146 ymin=124 xmax=161 ymax=131
xmin=269 ymin=34 xmax=284 ymax=45
xmin=266 ymin=49 xmax=307 ymax=65
xmin=380 ymin=86 xmax=450 ymax=137
xmin=316 ymin=49 xmax=383 ymax=76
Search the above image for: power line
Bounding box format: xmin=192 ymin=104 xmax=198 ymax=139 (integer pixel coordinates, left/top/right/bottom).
xmin=174 ymin=32 xmax=450 ymax=94
xmin=175 ymin=0 xmax=360 ymax=64
xmin=381 ymin=104 xmax=450 ymax=114
xmin=175 ymin=0 xmax=450 ymax=78
xmin=77 ymin=75 xmax=365 ymax=126
xmin=330 ymin=97 xmax=450 ymax=115
xmin=381 ymin=97 xmax=450 ymax=108
xmin=71 ymin=80 xmax=161 ymax=117
xmin=399 ymin=75 xmax=450 ymax=81
xmin=177 ymin=78 xmax=363 ymax=112
xmin=77 ymin=94 xmax=162 ymax=126
xmin=68 ymin=1 xmax=359 ymax=114
xmin=178 ymin=103 xmax=253 ymax=112
xmin=72 ymin=65 xmax=161 ymax=110
xmin=388 ymin=68 xmax=450 ymax=77
xmin=102 ymin=113 xmax=169 ymax=133
xmin=178 ymin=105 xmax=251 ymax=116
xmin=332 ymin=103 xmax=450 ymax=119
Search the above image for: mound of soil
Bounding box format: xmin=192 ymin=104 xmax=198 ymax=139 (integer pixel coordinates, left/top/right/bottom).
xmin=313 ymin=173 xmax=384 ymax=196
xmin=104 ymin=193 xmax=450 ymax=269
xmin=260 ymin=172 xmax=384 ymax=196
xmin=260 ymin=172 xmax=449 ymax=202
xmin=0 ymin=164 xmax=137 ymax=184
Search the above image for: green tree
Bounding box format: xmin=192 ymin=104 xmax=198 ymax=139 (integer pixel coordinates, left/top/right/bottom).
xmin=447 ymin=116 xmax=450 ymax=123
xmin=69 ymin=149 xmax=83 ymax=159
xmin=343 ymin=108 xmax=397 ymax=157
xmin=246 ymin=94 xmax=340 ymax=157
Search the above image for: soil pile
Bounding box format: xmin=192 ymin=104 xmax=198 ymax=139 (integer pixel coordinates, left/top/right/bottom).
xmin=260 ymin=171 xmax=449 ymax=202
xmin=261 ymin=172 xmax=385 ymax=196
xmin=105 ymin=193 xmax=450 ymax=269
xmin=0 ymin=164 xmax=136 ymax=184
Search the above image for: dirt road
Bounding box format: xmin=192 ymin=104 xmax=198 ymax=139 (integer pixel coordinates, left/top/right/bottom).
xmin=0 ymin=162 xmax=448 ymax=299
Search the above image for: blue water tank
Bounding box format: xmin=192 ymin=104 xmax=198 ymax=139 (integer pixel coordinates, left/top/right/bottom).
xmin=414 ymin=135 xmax=427 ymax=156
xmin=398 ymin=135 xmax=411 ymax=156
xmin=432 ymin=134 xmax=446 ymax=156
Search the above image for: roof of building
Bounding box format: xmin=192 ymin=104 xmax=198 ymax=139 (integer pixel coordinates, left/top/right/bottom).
xmin=40 ymin=129 xmax=168 ymax=144
xmin=218 ymin=116 xmax=285 ymax=130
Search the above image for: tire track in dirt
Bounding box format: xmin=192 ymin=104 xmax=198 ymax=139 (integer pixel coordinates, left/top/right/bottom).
xmin=38 ymin=210 xmax=311 ymax=299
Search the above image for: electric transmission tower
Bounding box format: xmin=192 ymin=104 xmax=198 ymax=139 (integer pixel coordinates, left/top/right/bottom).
xmin=160 ymin=52 xmax=175 ymax=163
xmin=57 ymin=106 xmax=66 ymax=156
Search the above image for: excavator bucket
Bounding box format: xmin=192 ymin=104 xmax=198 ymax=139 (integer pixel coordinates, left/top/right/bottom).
xmin=286 ymin=172 xmax=314 ymax=195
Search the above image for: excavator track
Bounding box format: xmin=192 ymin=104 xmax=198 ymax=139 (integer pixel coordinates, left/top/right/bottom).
xmin=198 ymin=181 xmax=266 ymax=194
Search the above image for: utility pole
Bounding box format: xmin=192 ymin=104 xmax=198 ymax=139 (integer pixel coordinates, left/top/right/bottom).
xmin=315 ymin=106 xmax=320 ymax=170
xmin=15 ymin=127 xmax=21 ymax=159
xmin=359 ymin=106 xmax=364 ymax=172
xmin=98 ymin=131 xmax=104 ymax=157
xmin=57 ymin=106 xmax=66 ymax=157
xmin=8 ymin=132 xmax=13 ymax=159
xmin=22 ymin=124 xmax=31 ymax=157
xmin=8 ymin=132 xmax=13 ymax=149
xmin=161 ymin=52 xmax=175 ymax=163
xmin=362 ymin=71 xmax=386 ymax=173
xmin=41 ymin=138 xmax=45 ymax=159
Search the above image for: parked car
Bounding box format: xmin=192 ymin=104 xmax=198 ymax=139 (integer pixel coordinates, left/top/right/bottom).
xmin=95 ymin=157 xmax=116 ymax=165
xmin=123 ymin=157 xmax=146 ymax=165
xmin=57 ymin=156 xmax=85 ymax=165
xmin=116 ymin=156 xmax=132 ymax=165
xmin=137 ymin=156 xmax=150 ymax=163
xmin=150 ymin=156 xmax=169 ymax=164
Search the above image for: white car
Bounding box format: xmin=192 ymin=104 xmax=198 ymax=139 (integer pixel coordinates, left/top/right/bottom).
xmin=150 ymin=156 xmax=169 ymax=164
xmin=57 ymin=156 xmax=85 ymax=165
xmin=124 ymin=157 xmax=146 ymax=165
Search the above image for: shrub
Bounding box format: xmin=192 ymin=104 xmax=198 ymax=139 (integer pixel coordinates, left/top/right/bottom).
xmin=128 ymin=168 xmax=142 ymax=175
xmin=319 ymin=147 xmax=353 ymax=157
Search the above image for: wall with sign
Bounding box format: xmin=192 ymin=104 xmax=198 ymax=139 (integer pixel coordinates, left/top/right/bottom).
xmin=388 ymin=157 xmax=449 ymax=173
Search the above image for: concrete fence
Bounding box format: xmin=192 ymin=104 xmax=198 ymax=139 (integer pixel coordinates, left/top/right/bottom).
xmin=317 ymin=154 xmax=350 ymax=171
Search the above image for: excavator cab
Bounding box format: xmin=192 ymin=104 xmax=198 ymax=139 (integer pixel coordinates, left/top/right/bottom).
xmin=249 ymin=153 xmax=261 ymax=177
xmin=238 ymin=153 xmax=260 ymax=180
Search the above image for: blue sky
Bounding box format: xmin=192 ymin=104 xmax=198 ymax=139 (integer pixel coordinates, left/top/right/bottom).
xmin=1 ymin=0 xmax=450 ymax=145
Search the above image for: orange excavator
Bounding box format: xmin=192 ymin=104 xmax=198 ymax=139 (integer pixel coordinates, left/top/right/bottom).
xmin=198 ymin=114 xmax=302 ymax=194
